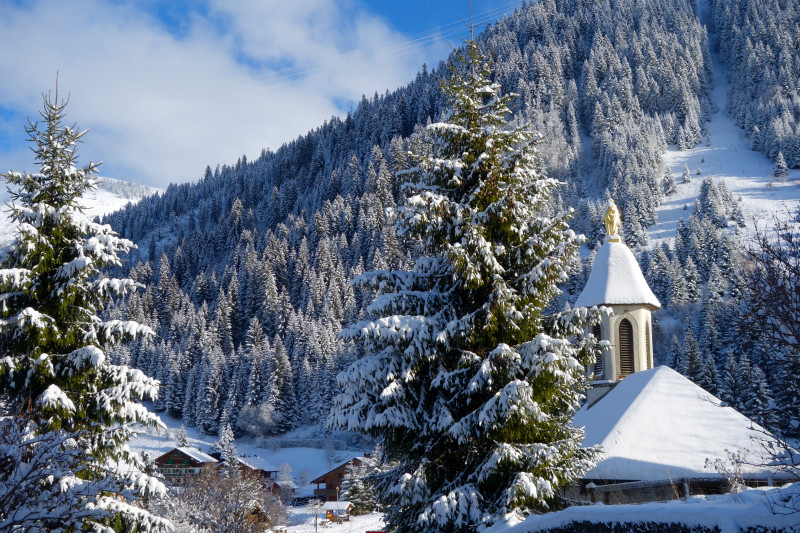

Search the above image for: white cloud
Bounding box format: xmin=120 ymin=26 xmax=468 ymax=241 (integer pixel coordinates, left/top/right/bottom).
xmin=0 ymin=0 xmax=442 ymax=188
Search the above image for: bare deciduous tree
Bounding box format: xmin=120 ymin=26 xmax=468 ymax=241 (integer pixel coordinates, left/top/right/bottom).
xmin=150 ymin=467 xmax=286 ymax=533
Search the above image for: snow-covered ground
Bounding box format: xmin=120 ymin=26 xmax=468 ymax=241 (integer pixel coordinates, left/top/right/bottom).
xmin=284 ymin=506 xmax=386 ymax=533
xmin=0 ymin=176 xmax=158 ymax=245
xmin=652 ymin=37 xmax=800 ymax=246
xmin=489 ymin=484 xmax=800 ymax=533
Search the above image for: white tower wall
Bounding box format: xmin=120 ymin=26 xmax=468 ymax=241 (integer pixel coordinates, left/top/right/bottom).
xmin=597 ymin=305 xmax=654 ymax=381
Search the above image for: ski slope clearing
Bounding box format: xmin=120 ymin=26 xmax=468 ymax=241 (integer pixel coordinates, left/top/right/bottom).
xmin=652 ymin=28 xmax=800 ymax=246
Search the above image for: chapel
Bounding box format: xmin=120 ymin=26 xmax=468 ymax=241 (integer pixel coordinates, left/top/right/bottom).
xmin=570 ymin=200 xmax=789 ymax=503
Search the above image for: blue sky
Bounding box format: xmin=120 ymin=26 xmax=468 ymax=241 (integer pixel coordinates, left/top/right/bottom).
xmin=0 ymin=0 xmax=523 ymax=188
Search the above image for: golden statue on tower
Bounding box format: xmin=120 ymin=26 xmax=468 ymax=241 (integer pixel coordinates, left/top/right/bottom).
xmin=603 ymin=199 xmax=621 ymax=239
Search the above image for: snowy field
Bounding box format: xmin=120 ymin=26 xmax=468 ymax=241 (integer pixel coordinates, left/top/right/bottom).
xmin=652 ymin=43 xmax=800 ymax=246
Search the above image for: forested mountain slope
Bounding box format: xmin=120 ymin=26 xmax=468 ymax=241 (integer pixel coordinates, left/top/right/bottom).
xmin=100 ymin=0 xmax=799 ymax=441
xmin=707 ymin=0 xmax=800 ymax=169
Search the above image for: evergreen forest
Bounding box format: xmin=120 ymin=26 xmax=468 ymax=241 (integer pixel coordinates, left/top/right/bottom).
xmin=99 ymin=0 xmax=800 ymax=443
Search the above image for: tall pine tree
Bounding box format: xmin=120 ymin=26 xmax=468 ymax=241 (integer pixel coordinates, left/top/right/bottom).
xmin=331 ymin=41 xmax=599 ymax=532
xmin=0 ymin=89 xmax=168 ymax=531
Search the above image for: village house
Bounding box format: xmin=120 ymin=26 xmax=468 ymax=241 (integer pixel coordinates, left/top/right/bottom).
xmin=310 ymin=458 xmax=363 ymax=501
xmin=154 ymin=447 xmax=218 ymax=484
xmin=210 ymin=453 xmax=281 ymax=482
xmin=269 ymin=478 xmax=297 ymax=502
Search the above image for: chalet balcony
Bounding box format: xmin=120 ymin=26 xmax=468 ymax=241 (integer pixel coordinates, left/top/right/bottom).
xmin=313 ymin=487 xmax=339 ymax=501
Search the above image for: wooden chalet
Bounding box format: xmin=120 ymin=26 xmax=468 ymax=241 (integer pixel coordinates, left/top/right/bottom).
xmin=269 ymin=479 xmax=297 ymax=502
xmin=310 ymin=458 xmax=363 ymax=501
xmin=155 ymin=447 xmax=218 ymax=484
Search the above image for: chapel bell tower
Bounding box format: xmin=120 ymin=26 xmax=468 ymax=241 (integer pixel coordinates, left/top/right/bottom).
xmin=575 ymin=200 xmax=660 ymax=402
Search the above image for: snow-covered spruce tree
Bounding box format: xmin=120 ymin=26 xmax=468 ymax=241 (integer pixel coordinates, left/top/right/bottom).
xmin=775 ymin=151 xmax=788 ymax=180
xmin=662 ymin=167 xmax=678 ymax=196
xmin=175 ymin=424 xmax=189 ymax=447
xmin=340 ymin=456 xmax=379 ymax=516
xmin=682 ymin=163 xmax=692 ymax=184
xmin=0 ymin=90 xmax=168 ymax=531
xmin=214 ymin=422 xmax=238 ymax=469
xmin=330 ymin=41 xmax=600 ymax=532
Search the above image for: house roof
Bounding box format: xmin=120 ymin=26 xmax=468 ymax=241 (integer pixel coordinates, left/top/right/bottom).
xmin=168 ymin=447 xmax=218 ymax=464
xmin=233 ymin=457 xmax=258 ymax=470
xmin=241 ymin=455 xmax=280 ymax=472
xmin=310 ymin=457 xmax=364 ymax=484
xmin=575 ymin=237 xmax=660 ymax=309
xmin=323 ymin=501 xmax=354 ymax=511
xmin=575 ymin=366 xmax=785 ymax=482
xmin=271 ymin=479 xmax=297 ymax=489
xmin=211 ymin=452 xmax=280 ymax=473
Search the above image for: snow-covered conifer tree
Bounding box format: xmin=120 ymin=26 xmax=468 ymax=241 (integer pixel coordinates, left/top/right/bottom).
xmin=776 ymin=353 xmax=800 ymax=438
xmin=271 ymin=335 xmax=297 ymax=433
xmin=214 ymin=422 xmax=238 ymax=468
xmin=682 ymin=327 xmax=710 ymax=389
xmin=340 ymin=457 xmax=378 ymax=516
xmin=176 ymin=424 xmax=190 ymax=447
xmin=330 ymin=41 xmax=599 ymax=532
xmin=683 ymin=256 xmax=701 ymax=303
xmin=719 ymin=350 xmax=747 ymax=411
xmin=662 ymin=167 xmax=678 ymax=195
xmin=0 ymin=90 xmax=168 ymax=530
xmin=682 ymin=163 xmax=692 ymax=184
xmin=745 ymin=364 xmax=777 ymax=430
xmin=775 ymin=151 xmax=788 ymax=179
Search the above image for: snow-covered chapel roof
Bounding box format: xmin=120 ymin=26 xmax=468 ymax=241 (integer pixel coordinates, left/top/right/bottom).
xmin=575 ymin=236 xmax=660 ymax=309
xmin=575 ymin=366 xmax=785 ymax=482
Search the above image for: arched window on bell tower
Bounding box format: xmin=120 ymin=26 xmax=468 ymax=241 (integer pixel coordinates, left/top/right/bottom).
xmin=646 ymin=319 xmax=652 ymax=370
xmin=592 ymin=324 xmax=603 ymax=376
xmin=619 ymin=318 xmax=634 ymax=376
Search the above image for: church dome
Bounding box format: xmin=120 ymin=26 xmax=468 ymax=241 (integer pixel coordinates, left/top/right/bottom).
xmin=575 ymin=236 xmax=660 ymax=310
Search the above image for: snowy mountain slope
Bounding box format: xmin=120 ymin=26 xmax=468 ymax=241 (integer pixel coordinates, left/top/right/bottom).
xmin=0 ymin=177 xmax=159 ymax=245
xmin=651 ymin=13 xmax=800 ymax=246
